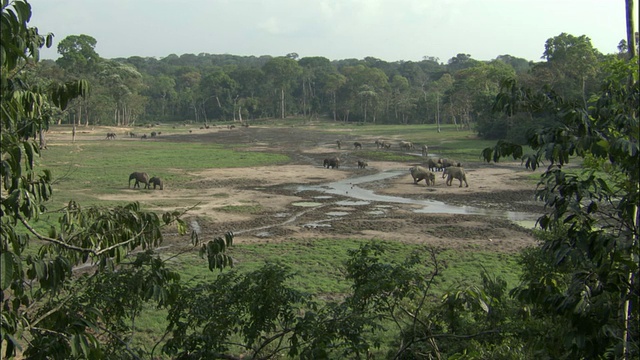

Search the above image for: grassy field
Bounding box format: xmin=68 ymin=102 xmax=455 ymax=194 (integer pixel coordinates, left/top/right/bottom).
xmin=38 ymin=120 xmax=532 ymax=357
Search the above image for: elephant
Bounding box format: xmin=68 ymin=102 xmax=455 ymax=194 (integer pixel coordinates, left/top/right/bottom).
xmin=421 ymin=144 xmax=428 ymax=157
xmin=409 ymin=166 xmax=436 ymax=186
xmin=443 ymin=166 xmax=469 ymax=187
xmin=149 ymin=176 xmax=164 ymax=190
xmin=140 ymin=134 xmax=147 ymax=139
xmin=357 ymin=160 xmax=368 ymax=169
xmin=323 ymin=157 xmax=340 ymax=169
xmin=426 ymin=158 xmax=443 ymax=172
xmin=353 ymin=142 xmax=362 ymax=149
xmin=375 ymin=139 xmax=383 ymax=148
xmin=106 ymin=132 xmax=116 ymax=139
xmin=438 ymin=158 xmax=460 ymax=169
xmin=399 ymin=141 xmax=414 ymax=150
xmin=336 ymin=140 xmax=342 ymax=149
xmin=129 ymin=172 xmax=150 ymax=189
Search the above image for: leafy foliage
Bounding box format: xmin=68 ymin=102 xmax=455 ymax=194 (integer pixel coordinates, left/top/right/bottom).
xmin=483 ymin=56 xmax=639 ymax=358
xmin=0 ymin=2 xmax=190 ymax=358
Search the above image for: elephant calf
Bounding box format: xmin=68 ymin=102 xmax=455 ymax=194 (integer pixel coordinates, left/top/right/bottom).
xmin=129 ymin=172 xmax=150 ymax=189
xmin=409 ymin=166 xmax=436 ymax=186
xmin=357 ymin=160 xmax=368 ymax=169
xmin=353 ymin=142 xmax=362 ymax=149
xmin=149 ymin=177 xmax=164 ymax=190
xmin=443 ymin=166 xmax=469 ymax=187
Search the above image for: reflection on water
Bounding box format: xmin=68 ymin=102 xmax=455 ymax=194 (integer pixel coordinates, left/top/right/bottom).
xmin=296 ymin=169 xmax=539 ymax=224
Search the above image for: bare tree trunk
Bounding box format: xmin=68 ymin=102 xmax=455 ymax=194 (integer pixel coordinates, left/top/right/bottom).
xmin=436 ymin=93 xmax=441 ymax=133
xmin=623 ymin=4 xmax=637 ymax=359
xmin=280 ymin=88 xmax=285 ymax=119
xmin=38 ymin=128 xmax=47 ymax=149
xmin=72 ymin=109 xmax=79 ymax=142
xmin=332 ymin=92 xmax=337 ymax=121
xmin=451 ymin=105 xmax=459 ymax=130
xmin=84 ymin=102 xmax=89 ymax=126
xmin=192 ymin=103 xmax=198 ymax=123
xmin=626 ymin=0 xmax=637 ymax=59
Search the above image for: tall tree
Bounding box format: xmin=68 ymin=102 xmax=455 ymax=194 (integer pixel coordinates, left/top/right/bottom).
xmin=324 ymin=72 xmax=347 ymax=121
xmin=56 ymin=34 xmax=100 ymax=75
xmin=542 ymin=33 xmax=600 ymax=105
xmin=262 ymin=57 xmax=302 ymax=119
xmin=200 ymin=69 xmax=237 ymax=121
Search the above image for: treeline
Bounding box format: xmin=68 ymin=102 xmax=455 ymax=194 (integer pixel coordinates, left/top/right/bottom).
xmin=32 ymin=33 xmax=628 ymax=142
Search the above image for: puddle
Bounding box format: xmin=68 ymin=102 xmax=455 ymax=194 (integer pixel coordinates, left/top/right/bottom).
xmin=512 ymin=219 xmax=540 ymax=229
xmin=326 ymin=211 xmax=350 ymax=216
xmin=291 ymin=201 xmax=323 ymax=207
xmin=296 ymin=170 xmax=538 ymax=222
xmin=303 ymin=222 xmax=332 ymax=228
xmin=366 ymin=210 xmax=386 ymax=215
xmin=313 ymin=195 xmax=333 ymax=200
xmin=335 ymin=200 xmax=370 ymax=206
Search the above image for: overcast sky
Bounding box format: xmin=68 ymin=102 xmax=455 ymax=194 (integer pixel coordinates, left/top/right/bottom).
xmin=27 ymin=0 xmax=633 ymax=63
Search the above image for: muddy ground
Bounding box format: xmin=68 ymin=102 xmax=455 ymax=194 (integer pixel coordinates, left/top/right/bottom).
xmin=54 ymin=124 xmax=547 ymax=254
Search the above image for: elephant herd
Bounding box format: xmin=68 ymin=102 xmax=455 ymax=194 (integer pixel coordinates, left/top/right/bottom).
xmin=409 ymin=158 xmax=468 ymax=188
xmin=322 ymin=156 xmax=370 ymax=170
xmin=343 ymin=138 xmax=431 ymax=155
xmin=327 ymin=138 xmax=467 ymax=188
xmin=128 ymin=172 xmax=163 ymax=190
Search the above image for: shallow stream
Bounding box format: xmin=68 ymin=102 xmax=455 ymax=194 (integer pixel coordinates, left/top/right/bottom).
xmin=296 ymin=169 xmax=539 ymax=224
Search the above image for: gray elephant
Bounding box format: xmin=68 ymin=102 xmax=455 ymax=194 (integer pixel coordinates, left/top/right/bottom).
xmin=129 ymin=172 xmax=150 ymax=189
xmin=443 ymin=166 xmax=469 ymax=187
xmin=399 ymin=141 xmax=414 ymax=150
xmin=353 ymin=142 xmax=362 ymax=149
xmin=323 ymin=157 xmax=340 ymax=169
xmin=438 ymin=158 xmax=460 ymax=169
xmin=409 ymin=166 xmax=436 ymax=186
xmin=357 ymin=160 xmax=368 ymax=169
xmin=426 ymin=158 xmax=443 ymax=172
xmin=149 ymin=176 xmax=164 ymax=190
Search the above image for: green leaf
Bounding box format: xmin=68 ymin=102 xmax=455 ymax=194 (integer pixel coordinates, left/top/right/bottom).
xmin=1 ymin=252 xmax=16 ymax=290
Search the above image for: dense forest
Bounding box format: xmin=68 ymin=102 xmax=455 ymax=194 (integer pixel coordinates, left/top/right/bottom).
xmin=2 ymin=0 xmax=638 ymax=359
xmin=32 ymin=30 xmax=630 ymax=143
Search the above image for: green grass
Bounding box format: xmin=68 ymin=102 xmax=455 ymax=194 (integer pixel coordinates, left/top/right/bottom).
xmin=38 ymin=137 xmax=288 ymax=207
xmin=164 ymin=238 xmax=521 ymax=298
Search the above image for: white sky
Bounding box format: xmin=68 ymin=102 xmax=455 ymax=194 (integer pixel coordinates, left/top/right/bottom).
xmin=27 ymin=0 xmax=634 ymax=63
